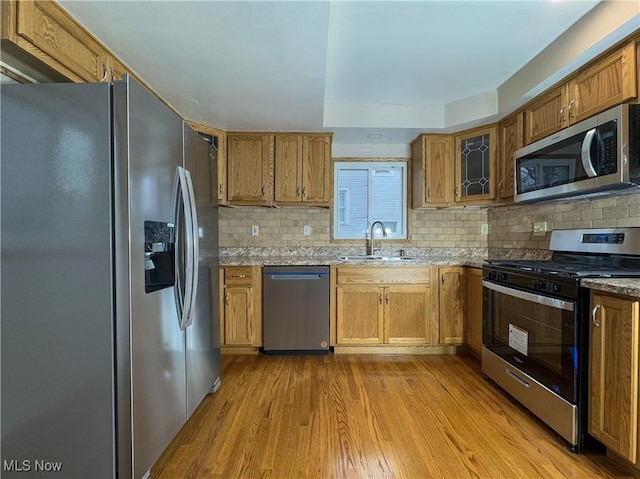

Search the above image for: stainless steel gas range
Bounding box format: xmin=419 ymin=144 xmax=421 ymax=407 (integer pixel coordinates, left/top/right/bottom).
xmin=482 ymin=227 xmax=640 ymax=452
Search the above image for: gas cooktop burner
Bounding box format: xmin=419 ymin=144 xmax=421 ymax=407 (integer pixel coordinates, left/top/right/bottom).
xmin=486 ymin=259 xmax=640 ymax=278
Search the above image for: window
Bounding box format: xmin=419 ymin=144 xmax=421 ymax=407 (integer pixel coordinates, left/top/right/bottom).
xmin=333 ymin=161 xmax=407 ymax=240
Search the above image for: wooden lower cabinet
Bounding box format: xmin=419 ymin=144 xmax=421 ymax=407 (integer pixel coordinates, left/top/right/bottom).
xmin=220 ymin=266 xmax=262 ymax=350
xmin=465 ymin=267 xmax=483 ymax=356
xmin=589 ymin=291 xmax=640 ymax=464
xmin=437 ymin=266 xmax=466 ymax=345
xmin=335 ymin=266 xmax=432 ymax=346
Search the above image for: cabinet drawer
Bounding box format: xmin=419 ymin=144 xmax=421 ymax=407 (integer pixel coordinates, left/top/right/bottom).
xmin=223 ymin=266 xmax=254 ymax=285
xmin=336 ymin=266 xmax=430 ymax=285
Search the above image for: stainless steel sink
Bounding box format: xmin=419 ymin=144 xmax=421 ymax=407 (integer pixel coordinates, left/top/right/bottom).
xmin=337 ymin=255 xmax=420 ymax=262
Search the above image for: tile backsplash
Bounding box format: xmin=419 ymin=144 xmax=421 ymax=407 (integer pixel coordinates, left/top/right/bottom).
xmin=488 ymin=190 xmax=640 ymax=252
xmin=219 ymin=206 xmax=489 ymax=251
xmin=216 ymin=190 xmax=638 ymax=256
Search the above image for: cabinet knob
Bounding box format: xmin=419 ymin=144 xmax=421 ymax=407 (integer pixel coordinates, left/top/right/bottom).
xmin=224 ymin=292 xmax=230 ymax=305
xmin=302 ymin=186 xmax=307 ymax=198
xmin=454 ymin=187 xmax=460 ymax=199
xmin=441 ymin=274 xmax=445 ymax=285
xmin=568 ymin=100 xmax=575 ymax=118
xmin=591 ymin=304 xmax=601 ymax=327
xmin=379 ymin=293 xmax=383 ymax=305
xmin=560 ymin=104 xmax=566 ymax=123
xmin=261 ymin=186 xmax=265 ymax=196
xmin=296 ymin=186 xmax=301 ymax=197
xmin=219 ymin=183 xmax=223 ymax=195
xmin=427 ymin=188 xmax=431 ymax=199
xmin=230 ymin=274 xmax=246 ymax=279
xmin=385 ymin=293 xmax=389 ymax=304
xmin=498 ymin=179 xmax=504 ymax=193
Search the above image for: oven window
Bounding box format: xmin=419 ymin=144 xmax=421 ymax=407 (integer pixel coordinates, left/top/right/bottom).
xmin=484 ymin=286 xmax=577 ymax=402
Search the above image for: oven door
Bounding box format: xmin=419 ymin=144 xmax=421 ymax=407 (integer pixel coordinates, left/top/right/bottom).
xmin=483 ymin=280 xmax=578 ymax=402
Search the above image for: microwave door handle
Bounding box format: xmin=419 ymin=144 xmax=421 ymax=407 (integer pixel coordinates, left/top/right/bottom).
xmin=581 ymin=128 xmax=598 ymax=178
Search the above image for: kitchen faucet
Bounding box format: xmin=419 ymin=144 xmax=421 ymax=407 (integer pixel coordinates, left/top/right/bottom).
xmin=368 ymin=220 xmax=387 ymax=255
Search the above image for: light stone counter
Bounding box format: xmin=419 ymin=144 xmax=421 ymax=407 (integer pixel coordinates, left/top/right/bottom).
xmin=581 ymin=278 xmax=640 ymax=299
xmin=218 ymin=255 xmax=486 ymax=268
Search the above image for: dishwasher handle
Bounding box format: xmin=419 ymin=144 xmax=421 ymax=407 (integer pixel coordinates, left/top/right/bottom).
xmin=266 ymin=273 xmax=329 ymax=280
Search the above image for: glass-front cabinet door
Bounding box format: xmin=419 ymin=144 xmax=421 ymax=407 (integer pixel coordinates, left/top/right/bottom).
xmin=454 ymin=125 xmax=497 ymax=205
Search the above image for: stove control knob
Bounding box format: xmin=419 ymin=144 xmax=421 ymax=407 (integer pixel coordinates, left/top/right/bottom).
xmin=498 ymin=272 xmax=507 ymax=281
xmin=533 ymin=280 xmax=545 ymax=290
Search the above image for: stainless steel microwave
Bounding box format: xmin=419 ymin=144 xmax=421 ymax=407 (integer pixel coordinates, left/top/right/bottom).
xmin=514 ymin=104 xmax=640 ymax=203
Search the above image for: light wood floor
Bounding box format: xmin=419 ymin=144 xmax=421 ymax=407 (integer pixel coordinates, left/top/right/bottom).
xmin=151 ymin=354 xmax=636 ymax=479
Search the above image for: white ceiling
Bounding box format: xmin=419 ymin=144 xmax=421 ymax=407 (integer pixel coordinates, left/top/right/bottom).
xmin=56 ymin=0 xmax=637 ymax=155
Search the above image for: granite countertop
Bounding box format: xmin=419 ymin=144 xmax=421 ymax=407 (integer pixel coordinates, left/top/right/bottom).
xmin=218 ymin=255 xmax=486 ymax=268
xmin=581 ymin=278 xmax=640 ymax=299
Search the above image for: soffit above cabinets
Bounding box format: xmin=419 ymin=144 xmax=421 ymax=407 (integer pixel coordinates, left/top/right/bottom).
xmin=58 ymin=1 xmax=638 ymax=152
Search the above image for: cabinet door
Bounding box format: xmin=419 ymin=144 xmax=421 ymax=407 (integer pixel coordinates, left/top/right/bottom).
xmin=336 ymin=286 xmax=384 ymax=344
xmin=465 ymin=268 xmax=483 ymax=356
xmin=454 ymin=126 xmax=497 ymax=205
xmin=411 ymin=135 xmax=452 ymax=208
xmin=524 ymin=85 xmax=569 ymax=145
xmin=223 ymin=286 xmax=254 ymax=346
xmin=184 ymin=127 xmax=215 ymax=206
xmin=589 ymin=293 xmax=640 ymax=463
xmin=227 ymin=134 xmax=272 ymax=205
xmin=438 ymin=267 xmax=466 ymax=344
xmin=569 ymin=41 xmax=637 ymax=124
xmin=302 ymin=135 xmax=331 ymax=204
xmin=498 ymin=113 xmax=523 ymax=202
xmin=15 ymin=0 xmax=108 ymax=82
xmin=425 ymin=135 xmax=453 ymax=206
xmin=274 ymin=135 xmax=302 ymax=203
xmin=384 ymin=285 xmax=431 ymax=345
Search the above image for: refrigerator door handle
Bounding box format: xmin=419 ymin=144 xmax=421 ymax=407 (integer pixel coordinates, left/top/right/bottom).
xmin=173 ymin=166 xmax=195 ymax=330
xmin=183 ymin=167 xmax=199 ymax=328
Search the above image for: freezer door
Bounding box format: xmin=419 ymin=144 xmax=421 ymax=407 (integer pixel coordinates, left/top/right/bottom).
xmin=113 ymin=77 xmax=186 ymax=479
xmin=1 ymin=83 xmax=116 ymax=478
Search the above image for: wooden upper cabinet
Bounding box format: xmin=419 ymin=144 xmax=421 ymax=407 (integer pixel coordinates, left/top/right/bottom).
xmin=274 ymin=135 xmax=303 ymax=203
xmin=524 ymin=85 xmax=568 ymax=145
xmin=6 ymin=0 xmax=109 ymax=82
xmin=525 ymin=41 xmax=637 ymax=145
xmin=411 ymin=134 xmax=453 ymax=208
xmin=498 ymin=112 xmax=524 ymax=202
xmin=589 ymin=292 xmax=640 ymax=463
xmin=453 ymin=125 xmax=497 ymax=205
xmin=569 ymin=41 xmax=637 ymax=123
xmin=274 ymin=134 xmax=331 ymax=206
xmin=302 ymin=135 xmax=331 ymax=205
xmin=227 ymin=133 xmax=273 ymax=205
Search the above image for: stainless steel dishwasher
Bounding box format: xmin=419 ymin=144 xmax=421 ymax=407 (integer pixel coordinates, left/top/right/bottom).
xmin=262 ymin=265 xmax=330 ymax=354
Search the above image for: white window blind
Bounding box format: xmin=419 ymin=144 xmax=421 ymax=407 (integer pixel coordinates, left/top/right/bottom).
xmin=333 ymin=162 xmax=407 ymax=240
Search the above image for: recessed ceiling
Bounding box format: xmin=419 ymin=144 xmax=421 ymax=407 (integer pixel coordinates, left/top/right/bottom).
xmin=58 ymin=0 xmax=625 ymax=153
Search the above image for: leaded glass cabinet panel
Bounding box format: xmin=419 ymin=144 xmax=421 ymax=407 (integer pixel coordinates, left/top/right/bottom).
xmin=454 ymin=125 xmax=497 ymax=204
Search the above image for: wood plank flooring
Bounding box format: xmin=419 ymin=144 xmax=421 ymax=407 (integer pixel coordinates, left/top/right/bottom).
xmin=151 ymin=354 xmax=636 ymax=479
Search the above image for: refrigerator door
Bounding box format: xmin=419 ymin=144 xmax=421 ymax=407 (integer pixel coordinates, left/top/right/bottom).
xmin=183 ymin=124 xmax=221 ymax=418
xmin=1 ymin=83 xmax=116 ymax=477
xmin=113 ymin=77 xmax=186 ymax=479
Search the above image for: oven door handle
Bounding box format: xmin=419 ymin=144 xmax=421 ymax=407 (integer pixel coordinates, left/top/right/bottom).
xmin=482 ymin=280 xmax=575 ymax=312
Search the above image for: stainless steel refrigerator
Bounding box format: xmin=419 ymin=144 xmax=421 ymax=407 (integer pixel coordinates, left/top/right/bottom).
xmin=1 ymin=76 xmax=220 ymax=479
